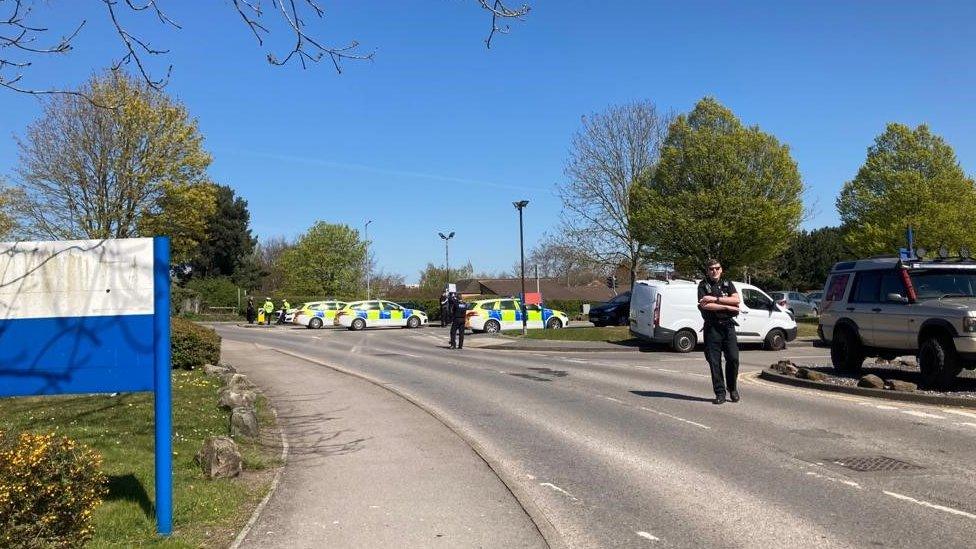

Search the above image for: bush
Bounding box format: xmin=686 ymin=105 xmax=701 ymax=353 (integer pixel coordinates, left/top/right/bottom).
xmin=0 ymin=430 xmax=108 ymax=548
xmin=171 ymin=317 xmax=221 ymax=369
xmin=185 ymin=276 xmax=240 ymax=309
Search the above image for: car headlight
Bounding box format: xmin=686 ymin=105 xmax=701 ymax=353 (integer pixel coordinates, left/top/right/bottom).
xmin=964 ymin=317 xmax=976 ymax=333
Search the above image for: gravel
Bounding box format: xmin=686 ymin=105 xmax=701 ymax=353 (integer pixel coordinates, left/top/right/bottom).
xmin=786 ymin=357 xmax=976 ymax=399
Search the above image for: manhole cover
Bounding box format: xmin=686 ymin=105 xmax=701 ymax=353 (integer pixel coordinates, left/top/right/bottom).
xmin=829 ymin=456 xmax=923 ymax=472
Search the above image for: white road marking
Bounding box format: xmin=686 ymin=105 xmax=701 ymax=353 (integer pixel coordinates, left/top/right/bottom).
xmin=943 ymin=409 xmax=976 ymax=420
xmin=639 ymin=406 xmax=711 ymax=430
xmin=882 ymin=491 xmax=976 ymax=520
xmin=901 ymin=410 xmax=946 ymax=419
xmin=563 ymin=358 xmax=589 ymax=364
xmin=656 ymin=368 xmax=680 ymax=373
xmin=636 ymin=531 xmax=660 ymax=541
xmin=954 ymin=422 xmax=976 ymax=429
xmin=805 ymin=471 xmax=861 ymax=489
xmin=539 ymin=482 xmax=578 ymax=501
xmin=603 ymin=396 xmax=623 ymax=403
xmin=875 ymin=405 xmax=901 ymax=410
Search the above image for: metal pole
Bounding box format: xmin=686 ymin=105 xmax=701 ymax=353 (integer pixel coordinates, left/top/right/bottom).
xmin=518 ymin=206 xmax=527 ymax=335
xmin=445 ymin=238 xmax=450 ymax=288
xmin=153 ymin=237 xmax=172 ymax=536
xmin=365 ymin=219 xmax=372 ymax=299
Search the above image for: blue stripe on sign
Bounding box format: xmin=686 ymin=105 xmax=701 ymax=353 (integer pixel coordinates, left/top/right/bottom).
xmin=0 ymin=314 xmax=155 ymax=397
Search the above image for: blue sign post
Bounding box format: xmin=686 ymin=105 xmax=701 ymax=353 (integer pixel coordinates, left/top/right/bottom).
xmin=0 ymin=237 xmax=172 ymax=536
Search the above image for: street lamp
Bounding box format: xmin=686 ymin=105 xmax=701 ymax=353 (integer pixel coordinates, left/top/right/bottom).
xmin=438 ymin=231 xmax=455 ymax=290
xmin=364 ymin=219 xmax=373 ymax=299
xmin=513 ymin=200 xmax=529 ymax=336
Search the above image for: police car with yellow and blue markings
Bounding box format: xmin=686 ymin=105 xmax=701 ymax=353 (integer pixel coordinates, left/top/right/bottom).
xmin=466 ymin=298 xmax=569 ymax=333
xmin=336 ymin=300 xmax=428 ymax=330
xmin=294 ymin=300 xmax=348 ymax=329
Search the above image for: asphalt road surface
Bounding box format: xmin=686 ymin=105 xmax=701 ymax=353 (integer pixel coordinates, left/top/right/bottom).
xmin=215 ymin=324 xmax=976 ymax=548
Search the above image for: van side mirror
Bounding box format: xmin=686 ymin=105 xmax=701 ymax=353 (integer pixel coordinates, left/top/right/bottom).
xmin=886 ymin=293 xmax=909 ymax=304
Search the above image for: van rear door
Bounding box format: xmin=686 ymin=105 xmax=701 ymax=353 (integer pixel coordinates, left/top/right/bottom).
xmin=629 ymin=283 xmax=655 ymax=338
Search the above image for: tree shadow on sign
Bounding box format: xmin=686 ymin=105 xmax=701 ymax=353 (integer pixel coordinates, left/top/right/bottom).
xmin=630 ymin=390 xmax=714 ymax=403
xmin=106 ymin=473 xmax=154 ymax=519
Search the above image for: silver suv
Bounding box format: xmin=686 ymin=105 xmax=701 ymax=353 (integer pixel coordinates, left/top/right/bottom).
xmin=819 ymin=256 xmax=976 ymax=389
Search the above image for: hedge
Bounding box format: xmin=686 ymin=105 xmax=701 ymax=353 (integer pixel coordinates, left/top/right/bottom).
xmin=171 ymin=317 xmax=221 ymax=369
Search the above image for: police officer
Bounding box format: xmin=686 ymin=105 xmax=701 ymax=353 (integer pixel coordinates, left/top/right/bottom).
xmin=449 ymin=292 xmax=468 ymax=349
xmin=262 ymin=297 xmax=275 ymax=326
xmin=278 ymin=298 xmax=290 ymax=324
xmin=245 ymin=297 xmax=256 ymax=324
xmin=697 ymin=259 xmax=741 ymax=404
xmin=440 ymin=291 xmax=450 ymax=328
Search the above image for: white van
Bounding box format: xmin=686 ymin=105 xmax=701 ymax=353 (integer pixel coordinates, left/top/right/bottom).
xmin=629 ymin=279 xmax=797 ymax=352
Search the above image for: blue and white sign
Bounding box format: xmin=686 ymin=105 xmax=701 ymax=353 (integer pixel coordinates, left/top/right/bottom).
xmin=0 ymin=237 xmax=172 ymax=535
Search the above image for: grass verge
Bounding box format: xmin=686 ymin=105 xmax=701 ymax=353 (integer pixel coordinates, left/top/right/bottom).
xmin=0 ymin=369 xmax=281 ymax=548
xmin=501 ymin=325 xmax=637 ymax=343
xmin=796 ymin=317 xmax=820 ymax=339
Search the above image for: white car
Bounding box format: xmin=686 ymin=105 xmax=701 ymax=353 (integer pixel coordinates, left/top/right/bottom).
xmin=336 ymin=300 xmax=428 ymax=330
xmin=629 ymin=279 xmax=797 ymax=352
xmin=293 ymin=300 xmax=348 ymax=329
xmin=466 ymin=298 xmax=569 ymax=333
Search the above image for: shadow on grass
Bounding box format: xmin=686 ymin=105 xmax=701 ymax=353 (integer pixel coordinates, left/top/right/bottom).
xmin=106 ymin=474 xmax=153 ymax=519
xmin=630 ymin=390 xmax=714 ymax=403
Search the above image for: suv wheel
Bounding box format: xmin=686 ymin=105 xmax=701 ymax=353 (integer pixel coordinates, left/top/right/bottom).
xmin=764 ymin=329 xmax=787 ymax=351
xmin=918 ymin=336 xmax=963 ymax=390
xmin=830 ymin=327 xmax=865 ymax=374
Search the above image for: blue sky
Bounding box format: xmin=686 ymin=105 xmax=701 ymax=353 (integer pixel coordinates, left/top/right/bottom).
xmin=2 ymin=1 xmax=974 ymax=283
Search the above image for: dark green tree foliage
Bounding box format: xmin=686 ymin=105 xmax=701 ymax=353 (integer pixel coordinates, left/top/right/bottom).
xmin=418 ymin=261 xmax=474 ymax=295
xmin=279 ymin=221 xmax=366 ymax=296
xmin=754 ymin=226 xmax=853 ymax=291
xmin=630 ymin=97 xmax=804 ymax=277
xmin=837 ymin=123 xmax=976 ymax=256
xmin=191 ymin=185 xmax=256 ymax=279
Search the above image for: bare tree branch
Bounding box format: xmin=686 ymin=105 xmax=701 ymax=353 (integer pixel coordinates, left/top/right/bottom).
xmin=479 ymin=0 xmax=530 ymax=48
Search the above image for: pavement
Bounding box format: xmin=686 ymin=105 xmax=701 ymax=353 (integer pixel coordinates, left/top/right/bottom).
xmin=222 ymin=338 xmax=546 ymax=549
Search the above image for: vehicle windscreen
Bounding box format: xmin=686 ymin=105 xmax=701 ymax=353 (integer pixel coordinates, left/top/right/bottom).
xmin=909 ymin=269 xmax=976 ymax=299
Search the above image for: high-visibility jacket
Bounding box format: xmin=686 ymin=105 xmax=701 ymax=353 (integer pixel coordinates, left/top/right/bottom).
xmin=263 ymin=300 xmax=274 ymax=313
xmin=282 ymin=300 xmax=290 ymax=311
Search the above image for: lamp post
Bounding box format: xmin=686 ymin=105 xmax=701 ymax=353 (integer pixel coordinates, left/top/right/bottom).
xmin=513 ymin=200 xmax=529 ymax=335
xmin=438 ymin=231 xmax=455 ymax=290
xmin=364 ymin=219 xmax=373 ymax=299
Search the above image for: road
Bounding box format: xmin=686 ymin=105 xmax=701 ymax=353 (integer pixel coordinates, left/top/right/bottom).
xmin=215 ymin=324 xmax=976 ymax=548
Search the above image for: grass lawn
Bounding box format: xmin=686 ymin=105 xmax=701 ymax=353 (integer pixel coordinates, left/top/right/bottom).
xmin=796 ymin=318 xmax=820 ymax=339
xmin=502 ymin=325 xmax=637 ymax=343
xmin=0 ymin=369 xmax=281 ymax=548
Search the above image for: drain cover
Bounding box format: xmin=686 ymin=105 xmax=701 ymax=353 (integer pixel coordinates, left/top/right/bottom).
xmin=829 ymin=456 xmax=923 ymax=472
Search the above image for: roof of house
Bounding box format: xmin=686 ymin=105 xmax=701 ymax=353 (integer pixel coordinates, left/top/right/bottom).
xmin=454 ymin=278 xmax=629 ymax=302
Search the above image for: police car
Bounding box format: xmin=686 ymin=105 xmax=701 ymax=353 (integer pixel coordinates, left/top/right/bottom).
xmin=336 ymin=300 xmax=428 ymax=330
xmin=466 ymin=298 xmax=569 ymax=333
xmin=293 ymin=300 xmax=348 ymax=329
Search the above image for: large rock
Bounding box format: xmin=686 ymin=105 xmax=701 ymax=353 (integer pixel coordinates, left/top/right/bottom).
xmin=885 ymin=379 xmax=918 ymax=392
xmin=797 ymin=368 xmax=828 ymax=382
xmin=196 ymin=436 xmax=242 ymax=479
xmin=204 ymin=363 xmax=232 ymax=377
xmin=219 ymin=388 xmax=257 ymax=410
xmin=222 ymin=373 xmax=254 ymax=391
xmin=858 ymin=374 xmax=885 ymax=389
xmin=770 ymin=360 xmax=799 ymax=376
xmin=230 ymin=407 xmax=260 ymax=439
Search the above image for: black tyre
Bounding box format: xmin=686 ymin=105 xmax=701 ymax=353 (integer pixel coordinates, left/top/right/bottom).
xmin=406 ymin=316 xmax=421 ymax=328
xmin=484 ymin=320 xmax=501 ymax=334
xmin=546 ymin=318 xmax=563 ymax=329
xmin=350 ymin=318 xmax=366 ymax=331
xmin=830 ymin=327 xmax=865 ymax=374
xmin=308 ymin=317 xmax=323 ymax=329
xmin=764 ymin=328 xmax=787 ymax=351
xmin=672 ymin=329 xmax=697 ymax=353
xmin=918 ymin=336 xmax=963 ymax=390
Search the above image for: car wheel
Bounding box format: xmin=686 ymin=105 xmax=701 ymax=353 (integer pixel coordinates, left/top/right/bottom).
xmin=407 ymin=316 xmax=421 ymax=329
xmin=546 ymin=318 xmax=563 ymax=329
xmin=350 ymin=318 xmax=366 ymax=331
xmin=764 ymin=328 xmax=787 ymax=351
xmin=308 ymin=317 xmax=323 ymax=329
xmin=918 ymin=336 xmax=963 ymax=390
xmin=830 ymin=327 xmax=864 ymax=374
xmin=484 ymin=320 xmax=501 ymax=334
xmin=672 ymin=329 xmax=697 ymax=353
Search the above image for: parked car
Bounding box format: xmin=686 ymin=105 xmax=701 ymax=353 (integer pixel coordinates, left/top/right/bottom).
xmin=588 ymin=291 xmax=631 ymax=326
xmin=335 ymin=300 xmax=428 ymax=330
xmin=769 ymin=291 xmax=819 ymax=317
xmin=819 ymin=255 xmax=976 ymax=389
xmin=294 ymin=300 xmax=348 ymax=329
xmin=805 ymin=290 xmax=824 ymax=311
xmin=629 ymin=279 xmax=797 ymax=352
xmin=466 ymin=298 xmax=569 ymax=333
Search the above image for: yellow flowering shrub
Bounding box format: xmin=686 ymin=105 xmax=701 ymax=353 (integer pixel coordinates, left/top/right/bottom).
xmin=0 ymin=430 xmax=107 ymax=548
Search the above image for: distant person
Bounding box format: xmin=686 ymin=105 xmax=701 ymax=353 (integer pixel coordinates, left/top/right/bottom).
xmin=278 ymin=298 xmax=290 ymax=324
xmin=697 ymin=259 xmax=741 ymax=405
xmin=245 ymin=297 xmax=256 ymax=324
xmin=262 ymin=297 xmax=275 ymax=326
xmin=440 ymin=291 xmax=450 ymax=327
xmin=449 ymin=293 xmax=468 ymax=350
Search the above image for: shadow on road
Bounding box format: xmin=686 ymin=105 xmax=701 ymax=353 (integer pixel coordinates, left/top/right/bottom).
xmin=630 ymin=390 xmax=714 ymax=403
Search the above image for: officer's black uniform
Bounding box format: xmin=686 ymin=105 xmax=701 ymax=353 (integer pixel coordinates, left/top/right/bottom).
xmin=449 ymin=295 xmax=468 ymax=349
xmin=698 ymin=278 xmax=740 ymax=403
xmin=440 ymin=292 xmax=450 ymax=328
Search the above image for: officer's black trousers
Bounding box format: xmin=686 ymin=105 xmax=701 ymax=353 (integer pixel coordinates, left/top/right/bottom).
xmin=450 ymin=320 xmax=465 ymax=348
xmin=703 ymin=322 xmax=739 ymax=397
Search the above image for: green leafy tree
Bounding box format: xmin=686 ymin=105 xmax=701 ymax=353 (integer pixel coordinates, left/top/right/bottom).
xmin=630 ymin=97 xmax=804 ymax=276
xmin=12 ymin=71 xmax=215 ymax=262
xmin=189 ymin=185 xmax=257 ymax=279
xmin=278 ymin=222 xmax=366 ymax=296
xmin=754 ymin=226 xmax=853 ymax=291
xmin=837 ymin=123 xmax=976 ymax=255
xmin=418 ymin=262 xmax=475 ymax=295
